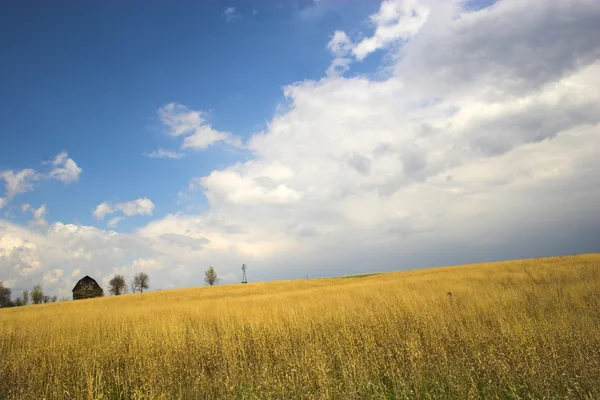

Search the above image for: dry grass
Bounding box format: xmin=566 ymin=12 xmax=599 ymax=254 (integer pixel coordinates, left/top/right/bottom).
xmin=1 ymin=254 xmax=599 ymax=399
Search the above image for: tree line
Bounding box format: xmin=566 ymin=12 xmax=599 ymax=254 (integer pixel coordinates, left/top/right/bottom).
xmin=1 ymin=266 xmax=221 ymax=307
xmin=0 ymin=282 xmax=58 ymax=308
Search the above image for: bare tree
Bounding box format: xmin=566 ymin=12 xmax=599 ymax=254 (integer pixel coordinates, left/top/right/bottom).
xmin=0 ymin=282 xmax=12 ymax=308
xmin=204 ymin=266 xmax=219 ymax=286
xmin=31 ymin=285 xmax=44 ymax=304
xmin=133 ymin=272 xmax=150 ymax=293
xmin=22 ymin=290 xmax=29 ymax=305
xmin=108 ymin=274 xmax=127 ymax=296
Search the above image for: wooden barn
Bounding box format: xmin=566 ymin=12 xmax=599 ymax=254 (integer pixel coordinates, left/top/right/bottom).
xmin=72 ymin=276 xmax=104 ymax=300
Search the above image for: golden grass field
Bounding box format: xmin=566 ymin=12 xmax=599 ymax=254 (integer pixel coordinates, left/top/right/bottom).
xmin=1 ymin=254 xmax=599 ymax=399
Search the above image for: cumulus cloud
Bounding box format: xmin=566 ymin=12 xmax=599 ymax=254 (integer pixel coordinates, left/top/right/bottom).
xmin=327 ymin=30 xmax=353 ymax=57
xmin=397 ymin=0 xmax=600 ymax=99
xmin=2 ymin=0 xmax=600 ymax=298
xmin=93 ymin=198 xmax=155 ymax=221
xmin=0 ymin=152 xmax=82 ymax=209
xmin=158 ymin=103 xmax=203 ymax=137
xmin=352 ymin=0 xmax=431 ymax=60
xmin=184 ymin=0 xmax=600 ymax=274
xmin=325 ymin=0 xmax=434 ymax=74
xmin=0 ymin=169 xmax=39 ymax=208
xmin=48 ymin=152 xmax=82 ymax=184
xmin=157 ymin=103 xmax=241 ymax=151
xmin=27 ymin=204 xmax=48 ymax=228
xmin=200 ymin=164 xmax=301 ymax=206
xmin=0 ymin=233 xmax=42 ymax=277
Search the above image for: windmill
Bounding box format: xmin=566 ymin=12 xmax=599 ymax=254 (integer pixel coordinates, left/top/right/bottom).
xmin=241 ymin=264 xmax=248 ymax=284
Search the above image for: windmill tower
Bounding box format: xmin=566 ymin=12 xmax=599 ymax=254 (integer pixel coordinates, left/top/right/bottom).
xmin=241 ymin=264 xmax=248 ymax=284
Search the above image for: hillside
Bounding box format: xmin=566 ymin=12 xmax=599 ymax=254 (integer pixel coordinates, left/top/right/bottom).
xmin=1 ymin=254 xmax=599 ymax=399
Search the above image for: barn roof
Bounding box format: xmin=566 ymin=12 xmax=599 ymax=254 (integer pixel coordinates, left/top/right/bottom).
xmin=72 ymin=275 xmax=102 ymax=292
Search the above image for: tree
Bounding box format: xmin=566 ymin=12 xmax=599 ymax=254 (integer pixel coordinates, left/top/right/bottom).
xmin=108 ymin=274 xmax=127 ymax=295
xmin=0 ymin=281 xmax=12 ymax=308
xmin=31 ymin=285 xmax=44 ymax=304
xmin=42 ymin=295 xmax=51 ymax=304
xmin=204 ymin=266 xmax=219 ymax=286
xmin=15 ymin=297 xmax=23 ymax=306
xmin=51 ymin=296 xmax=57 ymax=303
xmin=133 ymin=272 xmax=150 ymax=293
xmin=22 ymin=290 xmax=29 ymax=306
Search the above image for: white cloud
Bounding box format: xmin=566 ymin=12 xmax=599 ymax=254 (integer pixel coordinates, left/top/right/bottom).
xmin=107 ymin=217 xmax=124 ymax=227
xmin=43 ymin=268 xmax=64 ymax=285
xmin=93 ymin=198 xmax=155 ymax=221
xmin=327 ymin=30 xmax=353 ymax=57
xmin=158 ymin=103 xmax=204 ymax=137
xmin=144 ymin=148 xmax=185 ymax=159
xmin=326 ymin=30 xmax=354 ymax=77
xmin=93 ymin=203 xmax=113 ymax=220
xmin=157 ymin=103 xmax=242 ymax=151
xmin=130 ymin=258 xmax=163 ymax=272
xmin=224 ymin=6 xmax=239 ymax=22
xmin=71 ymin=268 xmax=80 ymax=278
xmin=200 ymin=167 xmax=301 ymax=206
xmin=27 ymin=204 xmax=48 ymax=228
xmin=48 ymin=152 xmax=82 ymax=184
xmin=0 ymin=169 xmax=39 ymax=208
xmin=326 ymin=0 xmax=433 ymax=65
xmin=182 ymin=125 xmax=240 ymax=150
xmin=0 ymin=152 xmax=82 ymax=209
xmin=32 ymin=205 xmax=46 ymax=221
xmin=326 ymin=56 xmax=352 ymax=78
xmin=0 ymin=233 xmax=41 ymax=276
xmin=116 ymin=198 xmax=154 ymax=217
xmin=353 ymin=0 xmax=431 ymax=60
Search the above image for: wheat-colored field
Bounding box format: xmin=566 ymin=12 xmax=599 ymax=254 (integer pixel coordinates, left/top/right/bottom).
xmin=1 ymin=254 xmax=599 ymax=399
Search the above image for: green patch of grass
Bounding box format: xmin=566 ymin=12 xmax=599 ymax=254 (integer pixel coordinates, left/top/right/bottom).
xmin=339 ymin=273 xmax=382 ymax=279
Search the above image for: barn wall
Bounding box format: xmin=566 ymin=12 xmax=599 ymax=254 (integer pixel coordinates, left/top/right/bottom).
xmin=73 ymin=287 xmax=104 ymax=300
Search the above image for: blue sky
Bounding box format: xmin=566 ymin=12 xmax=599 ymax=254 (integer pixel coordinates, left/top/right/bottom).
xmin=0 ymin=0 xmax=381 ymax=228
xmin=1 ymin=0 xmax=599 ymax=297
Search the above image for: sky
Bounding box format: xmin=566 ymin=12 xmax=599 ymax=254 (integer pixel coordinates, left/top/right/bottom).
xmin=1 ymin=0 xmax=599 ymax=299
